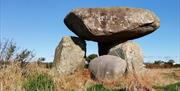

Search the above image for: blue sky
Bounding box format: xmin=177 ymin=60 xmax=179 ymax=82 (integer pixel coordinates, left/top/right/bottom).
xmin=0 ymin=0 xmax=180 ymax=63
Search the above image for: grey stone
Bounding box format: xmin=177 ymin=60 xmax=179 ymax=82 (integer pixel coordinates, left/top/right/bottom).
xmin=88 ymin=55 xmax=127 ymax=80
xmin=53 ymin=36 xmax=86 ymax=75
xmin=64 ymin=7 xmax=160 ymax=43
xmin=107 ymin=41 xmax=145 ymax=73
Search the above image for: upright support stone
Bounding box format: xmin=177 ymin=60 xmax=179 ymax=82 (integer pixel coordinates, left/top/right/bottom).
xmin=53 ymin=36 xmax=86 ymax=75
xmin=107 ymin=41 xmax=145 ymax=73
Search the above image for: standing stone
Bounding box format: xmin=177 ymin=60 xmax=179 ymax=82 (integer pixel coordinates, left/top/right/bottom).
xmin=89 ymin=55 xmax=127 ymax=80
xmin=107 ymin=41 xmax=145 ymax=73
xmin=53 ymin=36 xmax=86 ymax=75
xmin=64 ymin=7 xmax=160 ymax=43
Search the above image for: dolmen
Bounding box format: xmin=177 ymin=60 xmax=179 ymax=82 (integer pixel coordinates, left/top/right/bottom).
xmin=53 ymin=7 xmax=160 ymax=80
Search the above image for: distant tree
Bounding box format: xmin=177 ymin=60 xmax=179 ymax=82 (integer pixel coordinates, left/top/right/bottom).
xmin=154 ymin=60 xmax=164 ymax=64
xmin=38 ymin=57 xmax=45 ymax=62
xmin=167 ymin=59 xmax=175 ymax=65
xmin=86 ymin=54 xmax=98 ymax=63
xmin=37 ymin=57 xmax=46 ymax=67
xmin=85 ymin=54 xmax=98 ymax=68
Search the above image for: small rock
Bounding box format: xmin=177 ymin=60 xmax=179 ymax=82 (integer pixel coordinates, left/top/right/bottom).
xmin=88 ymin=55 xmax=127 ymax=80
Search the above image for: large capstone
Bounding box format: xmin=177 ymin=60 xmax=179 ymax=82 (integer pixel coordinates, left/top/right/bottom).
xmin=64 ymin=7 xmax=160 ymax=43
xmin=88 ymin=55 xmax=127 ymax=80
xmin=53 ymin=36 xmax=86 ymax=75
xmin=107 ymin=41 xmax=145 ymax=73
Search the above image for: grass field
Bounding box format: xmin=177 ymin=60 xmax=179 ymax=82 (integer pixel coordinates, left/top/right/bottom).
xmin=0 ymin=62 xmax=179 ymax=91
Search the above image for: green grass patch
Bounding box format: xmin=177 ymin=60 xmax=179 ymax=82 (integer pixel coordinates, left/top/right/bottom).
xmin=153 ymin=82 xmax=180 ymax=91
xmin=24 ymin=74 xmax=55 ymax=91
xmin=164 ymin=82 xmax=180 ymax=91
xmin=86 ymin=84 xmax=126 ymax=91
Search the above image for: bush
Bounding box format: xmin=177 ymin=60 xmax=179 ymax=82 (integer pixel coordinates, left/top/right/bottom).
xmin=164 ymin=82 xmax=180 ymax=91
xmin=86 ymin=54 xmax=98 ymax=63
xmin=85 ymin=54 xmax=98 ymax=68
xmin=86 ymin=84 xmax=125 ymax=91
xmin=24 ymin=74 xmax=55 ymax=91
xmin=85 ymin=54 xmax=98 ymax=64
xmin=0 ymin=39 xmax=35 ymax=68
xmin=0 ymin=39 xmax=16 ymax=62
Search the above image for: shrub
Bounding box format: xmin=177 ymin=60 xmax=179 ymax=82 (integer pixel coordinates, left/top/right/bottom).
xmin=86 ymin=54 xmax=98 ymax=63
xmin=15 ymin=49 xmax=35 ymax=68
xmin=164 ymin=82 xmax=180 ymax=91
xmin=0 ymin=39 xmax=17 ymax=62
xmin=0 ymin=39 xmax=35 ymax=68
xmin=85 ymin=54 xmax=98 ymax=68
xmin=24 ymin=74 xmax=55 ymax=91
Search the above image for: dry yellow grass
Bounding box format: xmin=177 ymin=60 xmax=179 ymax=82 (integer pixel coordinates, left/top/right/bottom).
xmin=0 ymin=62 xmax=179 ymax=91
xmin=145 ymin=68 xmax=180 ymax=86
xmin=0 ymin=63 xmax=23 ymax=91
